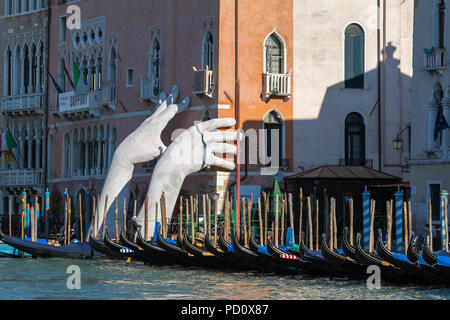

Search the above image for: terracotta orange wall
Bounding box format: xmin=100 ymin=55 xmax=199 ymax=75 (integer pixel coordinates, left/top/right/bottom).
xmin=218 ymin=0 xmax=294 ymax=170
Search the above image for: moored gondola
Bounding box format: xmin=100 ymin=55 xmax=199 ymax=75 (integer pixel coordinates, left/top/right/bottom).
xmin=182 ymin=231 xmax=222 ymax=269
xmin=407 ymin=234 xmax=420 ymax=263
xmin=266 ymin=237 xmax=308 ymax=272
xmin=134 ymin=227 xmax=181 ymax=266
xmin=320 ymin=234 xmax=366 ymax=279
xmin=297 ymin=232 xmax=343 ymax=277
xmin=103 ymin=228 xmax=155 ymax=264
xmin=0 ymin=229 xmax=96 ymax=259
xmin=342 ymin=227 xmax=358 ymax=261
xmin=421 ymin=237 xmax=450 ymax=280
xmin=156 ymin=228 xmax=200 ymax=267
xmin=89 ymin=233 xmax=124 ymax=259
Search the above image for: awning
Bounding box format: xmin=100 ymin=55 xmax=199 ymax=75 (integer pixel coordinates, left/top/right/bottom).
xmin=286 ymin=165 xmax=401 ymax=181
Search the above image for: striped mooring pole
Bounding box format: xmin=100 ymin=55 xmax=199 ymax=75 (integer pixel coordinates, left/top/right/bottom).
xmin=84 ymin=189 xmax=91 ymax=237
xmin=440 ymin=190 xmax=448 ymax=251
xmin=395 ymin=187 xmax=404 ymax=252
xmin=362 ymin=186 xmax=371 ymax=250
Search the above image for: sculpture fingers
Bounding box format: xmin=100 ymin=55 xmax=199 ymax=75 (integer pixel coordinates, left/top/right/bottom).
xmin=208 ymin=155 xmax=236 ymax=171
xmin=205 ymin=130 xmax=244 ymax=143
xmin=166 ymin=85 xmax=180 ymax=105
xmin=209 ymin=142 xmax=237 ymax=156
xmin=199 ymin=118 xmax=236 ymax=132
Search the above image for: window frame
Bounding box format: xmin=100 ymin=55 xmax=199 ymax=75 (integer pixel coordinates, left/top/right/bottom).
xmin=263 ymin=30 xmax=287 ymax=75
xmin=343 ymin=22 xmax=366 ymax=89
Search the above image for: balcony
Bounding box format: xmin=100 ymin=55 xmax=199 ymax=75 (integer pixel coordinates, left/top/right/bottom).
xmin=262 ymin=72 xmax=291 ymax=101
xmin=56 ymin=90 xmax=101 ymax=121
xmin=0 ymin=169 xmax=42 ymax=188
xmin=100 ymin=83 xmax=116 ymax=110
xmin=1 ymin=93 xmax=45 ymax=116
xmin=140 ymin=76 xmax=160 ymax=103
xmin=424 ymin=47 xmax=446 ymax=72
xmin=192 ymin=68 xmax=214 ymax=98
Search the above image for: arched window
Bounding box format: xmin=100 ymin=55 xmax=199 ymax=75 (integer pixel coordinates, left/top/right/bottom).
xmin=345 ymin=24 xmax=365 ymax=89
xmin=345 ymin=113 xmax=365 ymax=166
xmin=48 ymin=134 xmax=54 ymax=179
xmin=263 ymin=110 xmax=283 ymax=167
xmin=23 ymin=45 xmax=29 ymax=94
xmin=14 ymin=45 xmax=21 ymax=95
xmin=62 ymin=132 xmax=70 ymax=178
xmin=4 ymin=47 xmax=12 ymax=96
xmin=265 ymin=33 xmax=284 ymax=74
xmin=31 ymin=44 xmax=37 ymax=93
xmin=149 ymin=38 xmax=160 ymax=96
xmin=202 ymin=31 xmax=214 ymax=71
xmin=109 ymin=47 xmax=117 ymax=84
xmin=38 ymin=43 xmax=44 ymax=92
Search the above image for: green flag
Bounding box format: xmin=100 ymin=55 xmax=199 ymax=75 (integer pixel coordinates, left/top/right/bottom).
xmin=72 ymin=59 xmax=80 ymax=90
xmin=272 ymin=178 xmax=282 ymax=218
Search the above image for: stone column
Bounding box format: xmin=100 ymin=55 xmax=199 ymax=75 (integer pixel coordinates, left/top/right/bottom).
xmin=28 ymin=53 xmax=33 ymax=94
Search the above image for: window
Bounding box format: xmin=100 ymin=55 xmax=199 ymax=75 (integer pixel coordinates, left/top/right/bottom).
xmin=429 ymin=184 xmax=441 ymax=221
xmin=126 ymin=68 xmax=134 ymax=87
xmin=60 ymin=16 xmax=67 ymax=43
xmin=265 ymin=33 xmax=284 ymax=74
xmin=149 ymin=37 xmax=160 ymax=95
xmin=5 ymin=48 xmax=12 ymax=96
xmin=108 ymin=47 xmax=117 ymax=84
xmin=439 ymin=0 xmax=446 ymax=48
xmin=202 ymin=31 xmax=214 ymax=71
xmin=263 ymin=111 xmax=283 ymax=167
xmin=345 ymin=112 xmax=365 ymax=166
xmin=6 ymin=0 xmax=13 ymax=15
xmin=345 ymin=24 xmax=365 ymax=88
xmin=62 ymin=132 xmax=70 ymax=178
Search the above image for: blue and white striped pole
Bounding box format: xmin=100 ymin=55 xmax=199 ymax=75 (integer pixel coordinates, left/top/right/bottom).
xmin=395 ymin=188 xmax=404 ymax=252
xmin=440 ymin=190 xmax=448 ymax=251
xmin=84 ymin=189 xmax=91 ymax=237
xmin=362 ymin=187 xmax=371 ymax=250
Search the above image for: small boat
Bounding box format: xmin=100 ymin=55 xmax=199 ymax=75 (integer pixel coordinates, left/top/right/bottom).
xmin=421 ymin=237 xmax=450 ymax=281
xmin=156 ymin=228 xmax=199 ymax=267
xmin=0 ymin=230 xmax=96 ymax=259
xmin=406 ymin=235 xmax=420 ymax=264
xmin=266 ymin=237 xmax=308 ymax=272
xmin=182 ymin=231 xmax=222 ymax=269
xmin=297 ymin=232 xmax=343 ymax=277
xmin=342 ymin=227 xmax=358 ymax=262
xmin=0 ymin=240 xmax=31 ymax=258
xmin=103 ymin=228 xmax=154 ymax=264
xmin=89 ymin=233 xmax=124 ymax=259
xmin=320 ymin=234 xmax=366 ymax=279
xmin=134 ymin=227 xmax=177 ymax=265
xmin=216 ymin=227 xmax=256 ymax=271
xmin=375 ymin=229 xmax=439 ymax=283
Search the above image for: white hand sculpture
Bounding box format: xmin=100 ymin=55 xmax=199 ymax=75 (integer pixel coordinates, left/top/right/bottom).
xmin=90 ymin=85 xmax=190 ymax=240
xmin=136 ymin=118 xmax=243 ymax=239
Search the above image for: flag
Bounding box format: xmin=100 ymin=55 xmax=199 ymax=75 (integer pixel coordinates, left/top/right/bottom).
xmin=45 ymin=189 xmax=50 ymax=237
xmin=1 ymin=129 xmax=17 ymax=164
xmin=272 ymin=178 xmax=282 ymax=218
xmin=60 ymin=58 xmax=74 ymax=90
xmin=47 ymin=69 xmax=63 ymax=94
xmin=72 ymin=59 xmax=81 ymax=90
xmin=434 ymin=94 xmax=449 ymax=140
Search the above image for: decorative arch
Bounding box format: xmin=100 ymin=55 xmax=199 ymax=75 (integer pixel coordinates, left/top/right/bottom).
xmin=263 ymin=30 xmax=287 ymax=74
xmin=262 ymin=108 xmax=285 ymax=167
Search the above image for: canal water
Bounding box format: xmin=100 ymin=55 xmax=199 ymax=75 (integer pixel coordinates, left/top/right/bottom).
xmin=0 ymin=257 xmax=449 ymax=300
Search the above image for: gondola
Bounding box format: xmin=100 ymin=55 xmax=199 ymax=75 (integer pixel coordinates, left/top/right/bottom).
xmin=0 ymin=239 xmax=32 ymax=258
xmin=0 ymin=229 xmax=96 ymax=259
xmin=406 ymin=234 xmax=420 ymax=263
xmin=342 ymin=227 xmax=358 ymax=261
xmin=103 ymin=228 xmax=155 ymax=264
xmin=89 ymin=233 xmax=124 ymax=259
xmin=320 ymin=233 xmax=366 ymax=279
xmin=266 ymin=237 xmax=308 ymax=272
xmin=156 ymin=228 xmax=200 ymax=267
xmin=249 ymin=232 xmax=297 ymax=272
xmin=297 ymin=232 xmax=343 ymax=277
xmin=181 ymin=231 xmax=223 ymax=269
xmin=204 ymin=233 xmax=224 ymax=256
xmin=421 ymin=237 xmax=450 ymax=280
xmin=375 ymin=229 xmax=439 ymax=283
xmin=134 ymin=225 xmax=179 ymax=265
xmin=216 ymin=227 xmax=257 ymax=271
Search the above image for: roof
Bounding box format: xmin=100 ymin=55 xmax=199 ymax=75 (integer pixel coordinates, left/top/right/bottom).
xmin=286 ymin=165 xmax=401 ymax=181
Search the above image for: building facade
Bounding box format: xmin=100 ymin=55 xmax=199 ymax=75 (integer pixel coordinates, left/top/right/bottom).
xmin=46 ymin=0 xmax=293 ymax=218
xmin=410 ymin=0 xmax=450 ymax=234
xmin=0 ymin=0 xmax=48 ymax=221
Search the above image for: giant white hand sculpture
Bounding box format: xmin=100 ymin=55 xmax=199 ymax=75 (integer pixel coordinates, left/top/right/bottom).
xmin=136 ymin=118 xmax=242 ymax=239
xmin=91 ymin=85 xmax=190 ymax=239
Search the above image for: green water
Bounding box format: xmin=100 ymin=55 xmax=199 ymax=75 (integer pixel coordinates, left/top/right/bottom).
xmin=0 ymin=257 xmax=449 ymax=300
